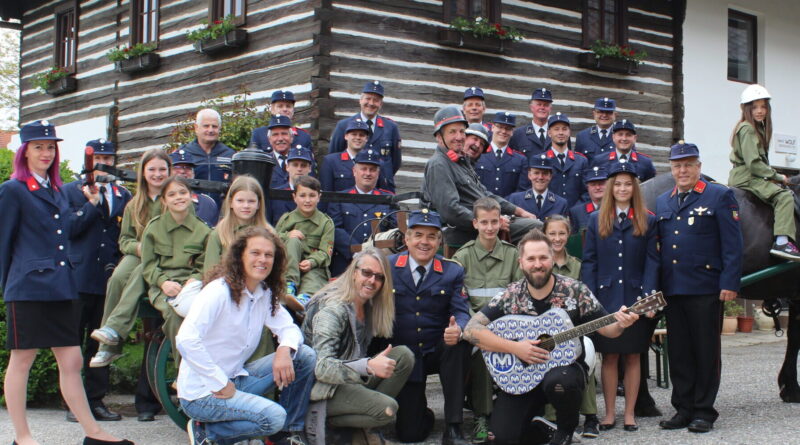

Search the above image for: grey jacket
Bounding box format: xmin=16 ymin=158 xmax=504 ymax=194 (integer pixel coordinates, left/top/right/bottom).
xmin=421 ymin=145 xmax=517 ymax=230
xmin=302 ymin=292 xmax=373 ymax=401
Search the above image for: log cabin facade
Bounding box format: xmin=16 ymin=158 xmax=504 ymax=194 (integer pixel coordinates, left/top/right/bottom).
xmin=7 ymin=0 xmax=684 ymax=193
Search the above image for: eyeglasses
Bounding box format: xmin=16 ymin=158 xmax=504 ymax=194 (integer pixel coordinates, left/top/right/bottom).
xmin=356 ymin=267 xmax=385 ymax=282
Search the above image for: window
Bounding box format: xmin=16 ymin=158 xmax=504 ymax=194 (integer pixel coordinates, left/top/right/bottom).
xmin=131 ymin=0 xmax=159 ymax=45
xmin=54 ymin=2 xmax=78 ymax=74
xmin=210 ymin=0 xmax=246 ymax=26
xmin=582 ymin=0 xmax=627 ymax=48
xmin=728 ymin=10 xmax=757 ymax=83
xmin=443 ymin=0 xmax=501 ymax=24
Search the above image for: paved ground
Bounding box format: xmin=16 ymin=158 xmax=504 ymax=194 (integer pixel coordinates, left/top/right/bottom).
xmin=1 ymin=329 xmax=798 ymax=444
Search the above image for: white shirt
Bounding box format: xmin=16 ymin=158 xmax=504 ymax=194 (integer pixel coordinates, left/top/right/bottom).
xmin=176 ymin=278 xmax=303 ymax=401
xmin=490 ymin=141 xmax=508 ymax=157
xmin=531 ymin=122 xmax=548 ymax=138
xmin=32 ymin=171 xmax=49 ymax=188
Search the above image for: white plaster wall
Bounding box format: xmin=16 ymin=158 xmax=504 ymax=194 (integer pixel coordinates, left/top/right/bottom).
xmin=683 ymin=0 xmax=800 ymax=183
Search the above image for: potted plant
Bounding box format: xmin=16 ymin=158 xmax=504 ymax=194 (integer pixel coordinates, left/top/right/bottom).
xmin=737 ymin=303 xmax=755 ymax=333
xmin=107 ymin=43 xmax=159 ymax=74
xmin=32 ymin=67 xmax=76 ymax=96
xmin=722 ymin=300 xmax=743 ymax=335
xmin=187 ymin=15 xmax=248 ymax=55
xmin=578 ymin=40 xmax=647 ymax=74
xmin=438 ymin=16 xmax=523 ymax=54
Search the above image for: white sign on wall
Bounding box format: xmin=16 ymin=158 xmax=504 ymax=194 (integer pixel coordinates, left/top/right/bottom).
xmin=775 ymin=133 xmax=798 ymax=154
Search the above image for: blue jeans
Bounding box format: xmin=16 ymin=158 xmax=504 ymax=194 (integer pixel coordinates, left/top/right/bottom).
xmin=180 ymin=344 xmax=317 ymax=445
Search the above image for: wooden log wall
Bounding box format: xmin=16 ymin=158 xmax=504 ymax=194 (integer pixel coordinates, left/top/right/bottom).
xmin=319 ymin=0 xmax=678 ymax=193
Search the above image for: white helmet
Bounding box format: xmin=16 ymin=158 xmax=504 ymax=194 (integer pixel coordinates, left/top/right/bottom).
xmin=740 ymin=84 xmax=771 ymax=104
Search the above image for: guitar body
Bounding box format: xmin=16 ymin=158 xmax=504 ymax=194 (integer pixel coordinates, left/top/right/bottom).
xmin=482 ymin=309 xmax=582 ymax=395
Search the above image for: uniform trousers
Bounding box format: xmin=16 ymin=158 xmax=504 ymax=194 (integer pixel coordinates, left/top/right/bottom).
xmin=284 ymin=237 xmax=330 ymax=296
xmin=98 ymin=255 xmax=143 ymax=355
xmin=149 ymin=288 xmax=184 ymax=362
xmin=738 ymin=179 xmax=795 ymax=238
xmin=77 ymin=292 xmax=110 ymax=406
xmin=491 ymin=363 xmax=586 ymax=445
xmin=664 ymin=294 xmax=722 ymax=423
xmin=394 ymin=340 xmax=470 ymax=442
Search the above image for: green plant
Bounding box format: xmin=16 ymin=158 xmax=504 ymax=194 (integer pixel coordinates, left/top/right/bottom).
xmin=450 ymin=16 xmax=524 ymax=41
xmin=724 ymin=300 xmax=744 ymax=317
xmin=31 ymin=67 xmax=68 ymax=93
xmin=164 ymin=91 xmax=271 ymax=152
xmin=106 ymin=42 xmax=158 ymax=62
xmin=186 ymin=15 xmax=237 ymax=43
xmin=590 ymin=40 xmax=648 ymax=64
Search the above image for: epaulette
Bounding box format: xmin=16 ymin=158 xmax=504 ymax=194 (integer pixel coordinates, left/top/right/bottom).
xmin=498 ymin=239 xmax=516 ymax=248
xmin=637 ymin=151 xmax=651 ymax=158
xmin=295 ymin=127 xmax=310 ymax=134
xmin=647 ymin=209 xmax=655 ymax=216
xmin=574 ymin=151 xmax=586 ymax=158
xmin=377 ymin=188 xmax=395 ymax=195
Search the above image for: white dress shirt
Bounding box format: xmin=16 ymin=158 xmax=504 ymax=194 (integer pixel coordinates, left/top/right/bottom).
xmin=176 ymin=278 xmax=303 ymax=401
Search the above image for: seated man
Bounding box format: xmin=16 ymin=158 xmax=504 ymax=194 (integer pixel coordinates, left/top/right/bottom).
xmin=250 ymin=90 xmax=313 ymax=151
xmin=575 ymin=98 xmax=617 ymax=158
xmin=464 ymin=123 xmax=490 ymax=165
xmin=320 ymin=118 xmax=393 ymax=193
xmin=463 ymin=229 xmax=639 ymax=445
xmin=474 ymin=112 xmax=528 ymax=199
xmin=544 ymin=113 xmax=589 ymax=207
xmin=568 ymin=166 xmax=608 ymax=234
xmin=263 ymin=114 xmax=297 ymax=188
xmin=389 ymin=210 xmax=472 ymax=444
xmin=452 ymin=197 xmax=522 ymax=444
xmin=507 ymin=155 xmax=569 ymax=220
xmin=169 ymin=149 xmax=219 ymax=226
xmin=270 ymin=145 xmax=314 ymax=226
xmin=327 ymin=149 xmax=395 ymax=276
xmin=591 ymin=120 xmax=655 ymax=183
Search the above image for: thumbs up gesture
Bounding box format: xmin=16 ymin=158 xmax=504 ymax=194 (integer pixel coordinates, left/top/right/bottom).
xmin=367 ymin=344 xmax=396 ymax=379
xmin=443 ymin=315 xmax=462 ymax=346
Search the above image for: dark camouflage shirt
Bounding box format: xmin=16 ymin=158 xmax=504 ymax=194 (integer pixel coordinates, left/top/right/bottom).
xmin=481 ymin=274 xmax=607 ymax=326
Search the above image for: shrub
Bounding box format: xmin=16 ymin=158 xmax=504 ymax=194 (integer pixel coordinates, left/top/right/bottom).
xmin=31 ymin=67 xmax=69 ymax=94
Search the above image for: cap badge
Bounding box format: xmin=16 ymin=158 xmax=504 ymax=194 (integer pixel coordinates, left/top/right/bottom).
xmin=421 ymin=208 xmax=429 ymax=214
xmin=99 ymin=138 xmax=106 ymax=144
xmin=40 ymin=120 xmax=49 ymax=126
xmin=374 ymin=80 xmax=380 ymax=85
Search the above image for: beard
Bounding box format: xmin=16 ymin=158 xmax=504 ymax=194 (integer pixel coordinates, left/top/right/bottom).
xmin=524 ymin=266 xmax=553 ymax=289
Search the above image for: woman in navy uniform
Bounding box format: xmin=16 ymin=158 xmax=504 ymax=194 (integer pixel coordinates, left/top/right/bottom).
xmin=0 ymin=121 xmax=133 ymax=445
xmin=63 ymin=139 xmax=131 ymax=422
xmin=581 ymin=160 xmax=658 ymax=433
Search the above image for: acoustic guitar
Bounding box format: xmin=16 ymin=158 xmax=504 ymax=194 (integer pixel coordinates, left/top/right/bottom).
xmin=483 ymin=292 xmax=666 ymax=395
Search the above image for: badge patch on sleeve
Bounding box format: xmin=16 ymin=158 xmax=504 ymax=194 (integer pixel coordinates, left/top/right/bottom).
xmin=732 ymin=210 xmax=739 ymax=221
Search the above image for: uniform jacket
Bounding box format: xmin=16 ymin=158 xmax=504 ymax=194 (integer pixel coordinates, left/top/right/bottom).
xmin=655 ymin=179 xmax=743 ymax=296
xmin=451 ymin=239 xmax=522 ymax=313
xmin=275 ymin=208 xmax=335 ymax=269
xmin=203 ymin=223 xmax=251 ymax=275
xmin=728 ymin=121 xmax=784 ymax=193
xmin=581 ymin=210 xmax=659 ymax=311
xmin=474 ymin=145 xmax=528 ymax=198
xmin=545 ymin=148 xmax=589 ymax=206
xmin=591 ymin=150 xmax=656 ymax=183
xmin=64 ymin=180 xmax=131 ymax=295
xmin=192 ymin=191 xmax=219 ymax=227
xmin=421 ymin=145 xmax=517 ymax=231
xmin=329 ymin=113 xmax=402 ymax=175
xmin=0 ymin=178 xmax=78 ymax=302
xmin=319 ymin=150 xmax=394 ymax=193
xmin=568 ymin=200 xmax=599 ymax=234
xmin=389 ymin=253 xmax=470 ymax=381
xmin=118 ymin=197 xmax=163 ymax=257
xmin=268 ymin=182 xmax=296 ymax=226
xmin=141 ymin=212 xmax=211 ymax=295
xmin=179 ymin=140 xmax=235 ymax=206
xmin=553 ymin=254 xmax=582 ymax=280
xmin=510 ymin=124 xmax=550 ymax=159
xmin=507 ymin=189 xmax=569 ymax=220
xmin=250 ymin=125 xmax=312 ymax=153
xmin=575 ymin=126 xmax=614 ymax=158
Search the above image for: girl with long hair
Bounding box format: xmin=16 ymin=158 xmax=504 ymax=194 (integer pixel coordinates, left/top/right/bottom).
xmin=728 ymin=84 xmax=800 ymax=259
xmin=302 ymin=247 xmax=413 ymax=444
xmin=0 ymin=121 xmax=133 ymax=445
xmin=580 ymin=161 xmax=658 ymax=432
xmin=90 ymin=149 xmax=171 ymax=368
xmin=543 ymin=215 xmax=581 ymax=280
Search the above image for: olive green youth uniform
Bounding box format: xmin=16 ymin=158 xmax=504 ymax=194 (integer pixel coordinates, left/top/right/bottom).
xmin=275 ymin=208 xmax=335 ymax=297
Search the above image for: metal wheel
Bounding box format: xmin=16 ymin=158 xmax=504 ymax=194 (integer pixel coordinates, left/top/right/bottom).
xmin=144 ymin=333 xmax=163 ymax=401
xmin=153 ymin=338 xmax=188 ymax=429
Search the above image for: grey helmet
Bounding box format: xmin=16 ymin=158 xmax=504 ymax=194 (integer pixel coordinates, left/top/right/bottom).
xmin=433 ymin=105 xmax=468 ymax=135
xmin=465 ymin=123 xmax=490 ymax=145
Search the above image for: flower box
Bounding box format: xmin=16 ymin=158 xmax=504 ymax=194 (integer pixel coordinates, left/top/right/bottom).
xmin=45 ymin=77 xmax=77 ymax=96
xmin=115 ymin=53 xmax=161 ymax=74
xmin=578 ymin=52 xmax=638 ymax=75
xmin=437 ymin=29 xmax=511 ymax=54
xmin=194 ymin=29 xmax=248 ymax=55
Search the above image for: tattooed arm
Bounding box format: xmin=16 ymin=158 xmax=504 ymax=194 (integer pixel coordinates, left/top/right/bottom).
xmin=465 ymin=309 xmax=553 ymax=365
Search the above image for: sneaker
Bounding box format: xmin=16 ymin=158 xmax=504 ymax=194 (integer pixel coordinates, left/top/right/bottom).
xmin=532 ymin=417 xmax=581 ymax=443
xmin=287 ymin=282 xmax=298 ymax=297
xmin=472 ymin=415 xmax=490 ymax=444
xmin=273 ymin=431 xmax=308 ymax=445
xmin=89 ymin=351 xmax=123 ymax=368
xmin=90 ymin=326 xmax=121 ymax=346
xmin=582 ymin=414 xmax=599 ymax=438
xmin=295 ymin=293 xmax=311 ymax=307
xmin=188 ymin=419 xmax=212 ymax=445
xmin=770 ymin=241 xmax=800 ymax=261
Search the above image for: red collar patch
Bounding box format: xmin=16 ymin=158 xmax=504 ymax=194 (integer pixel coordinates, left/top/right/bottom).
xmin=546 ymin=150 xmax=555 ymax=158
xmin=291 ymin=127 xmax=298 ymax=136
xmin=395 ymin=254 xmax=408 ymax=268
xmin=191 ymin=193 xmax=199 ymax=203
xmin=376 ymin=117 xmax=384 ymax=128
xmin=446 ymin=150 xmax=459 ymax=162
xmin=630 ymin=152 xmax=639 ymax=161
xmin=505 ymin=147 xmax=514 ymax=155
xmin=484 ymin=146 xmax=492 ymax=153
xmin=670 ymin=186 xmax=678 ymax=198
xmin=585 ymin=202 xmax=596 ymax=213
xmin=627 ymin=207 xmax=635 ymax=219
xmin=348 ymin=188 xmax=357 ymax=194
xmin=26 ymin=177 xmax=40 ymax=192
xmin=340 ymin=151 xmax=350 ymax=161
xmin=608 ymin=152 xmax=616 ymax=160
xmin=693 ymin=180 xmax=707 ymax=194
xmin=433 ymin=259 xmax=443 ymax=273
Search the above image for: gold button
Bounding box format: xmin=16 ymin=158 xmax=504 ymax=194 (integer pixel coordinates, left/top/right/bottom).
xmin=706 ymin=264 xmax=711 ymax=269
xmin=416 ymin=296 xmax=420 ymax=301
xmin=418 ymin=342 xmax=423 ymax=347
xmin=416 ymin=312 xmax=420 ymax=316
xmin=672 ymin=259 xmax=678 ymax=264
xmin=677 ymin=216 xmax=681 ymax=220
xmin=417 ymin=327 xmax=422 ymax=332
xmin=440 ymin=290 xmax=446 ymax=294
xmin=672 ymin=244 xmax=677 ymax=249
xmin=674 ymin=230 xmax=679 ymax=235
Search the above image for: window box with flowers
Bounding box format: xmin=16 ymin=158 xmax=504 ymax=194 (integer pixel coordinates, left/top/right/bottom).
xmin=578 ymin=41 xmax=648 ymax=75
xmin=187 ymin=15 xmax=248 ymax=56
xmin=438 ymin=17 xmax=523 ymax=54
xmin=107 ymin=43 xmax=160 ymax=74
xmin=32 ymin=67 xmax=77 ymax=96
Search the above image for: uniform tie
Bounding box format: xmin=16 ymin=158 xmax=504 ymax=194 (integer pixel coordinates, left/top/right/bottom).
xmin=415 ymin=265 xmax=426 ymax=288
xmin=367 ymin=119 xmax=374 ymax=133
xmin=279 ymin=154 xmax=287 ymax=171
xmin=600 ymin=129 xmax=608 ymax=141
xmin=100 ymin=185 xmax=110 ymax=217
xmin=619 ymin=211 xmax=627 ymax=223
xmin=495 ymin=149 xmax=503 ymax=160
xmin=557 ymin=153 xmax=566 ymax=168
xmin=536 ymin=194 xmax=544 ymax=210
xmin=619 ymin=153 xmax=628 ymax=162
xmin=538 ymin=128 xmax=546 ymax=146
xmin=678 ymin=191 xmax=689 ymax=206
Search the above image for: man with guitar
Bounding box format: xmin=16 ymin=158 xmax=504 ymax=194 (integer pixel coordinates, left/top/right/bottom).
xmin=463 ymin=229 xmax=641 ymax=445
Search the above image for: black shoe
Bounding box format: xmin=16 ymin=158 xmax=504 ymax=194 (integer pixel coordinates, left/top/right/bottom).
xmin=92 ymin=405 xmax=122 ymax=421
xmin=66 ymin=410 xmax=78 ymax=423
xmin=582 ymin=414 xmax=599 ymax=438
xmin=442 ymin=423 xmax=469 ymax=445
xmin=598 ymin=421 xmax=616 ymax=431
xmin=137 ymin=411 xmax=156 ymax=422
xmin=634 ymin=404 xmax=663 ymax=417
xmin=83 ymin=438 xmax=134 ymax=445
xmin=687 ymin=418 xmax=713 ymax=433
xmin=623 ymin=424 xmax=639 ymax=432
xmin=659 ymin=414 xmax=690 ymax=430
xmin=548 ymin=430 xmax=573 ymax=445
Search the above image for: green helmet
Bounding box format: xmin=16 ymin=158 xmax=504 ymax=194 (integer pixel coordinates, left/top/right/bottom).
xmin=433 ymin=106 xmax=468 ymax=135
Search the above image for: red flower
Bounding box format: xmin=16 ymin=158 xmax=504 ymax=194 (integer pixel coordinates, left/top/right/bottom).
xmin=498 ymin=29 xmax=507 ymax=36
xmin=214 ymin=20 xmax=222 ymax=25
xmin=495 ymin=23 xmax=502 ymax=30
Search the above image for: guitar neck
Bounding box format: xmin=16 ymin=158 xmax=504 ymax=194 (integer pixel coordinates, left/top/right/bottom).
xmin=547 ymin=313 xmax=619 ymax=348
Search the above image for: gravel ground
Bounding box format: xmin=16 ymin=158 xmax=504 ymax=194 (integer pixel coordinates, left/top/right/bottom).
xmin=2 ymin=330 xmax=798 ymax=445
